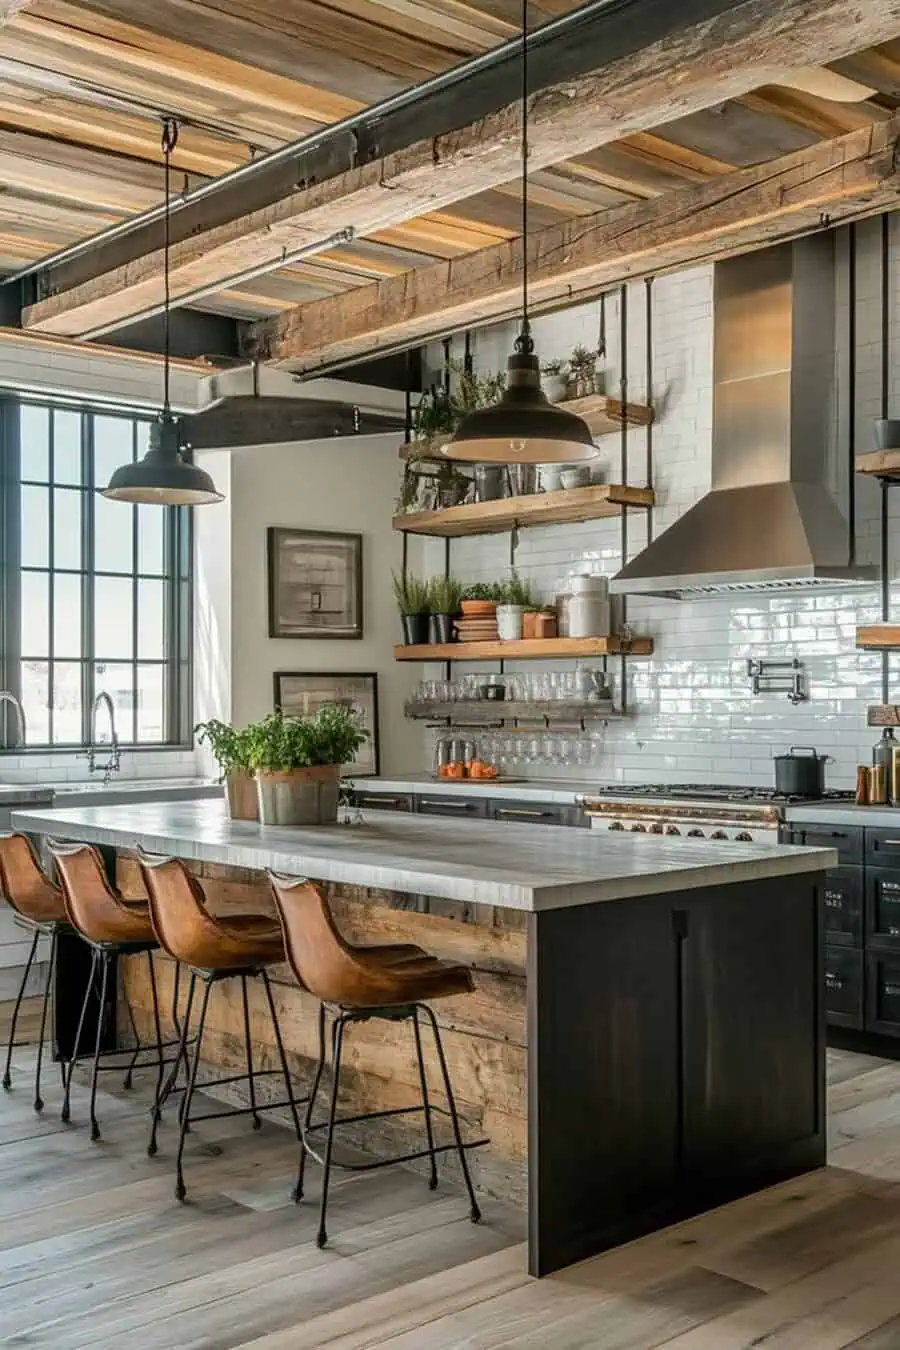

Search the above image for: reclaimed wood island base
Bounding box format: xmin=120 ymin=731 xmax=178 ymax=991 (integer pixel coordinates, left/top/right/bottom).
xmin=11 ymin=800 xmax=834 ymax=1277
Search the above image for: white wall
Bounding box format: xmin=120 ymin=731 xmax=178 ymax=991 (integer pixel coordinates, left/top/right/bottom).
xmin=195 ymin=434 xmax=424 ymax=775
xmin=412 ymin=214 xmax=900 ymax=790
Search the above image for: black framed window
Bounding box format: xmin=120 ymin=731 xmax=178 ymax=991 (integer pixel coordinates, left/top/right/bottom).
xmin=0 ymin=396 xmax=192 ymax=751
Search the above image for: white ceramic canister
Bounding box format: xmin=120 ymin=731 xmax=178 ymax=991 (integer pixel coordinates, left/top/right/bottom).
xmin=567 ymin=574 xmax=610 ymax=638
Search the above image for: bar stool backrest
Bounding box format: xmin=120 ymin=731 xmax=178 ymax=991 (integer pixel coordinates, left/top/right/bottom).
xmin=137 ymin=853 xmax=230 ymax=963
xmin=0 ymin=832 xmax=61 ymax=921
xmin=267 ymin=872 xmax=372 ymax=1004
xmin=48 ymin=839 xmax=134 ymax=940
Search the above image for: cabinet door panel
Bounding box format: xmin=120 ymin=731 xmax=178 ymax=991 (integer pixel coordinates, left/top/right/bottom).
xmin=866 ymin=952 xmax=900 ymax=1038
xmin=791 ymin=825 xmax=863 ymax=864
xmin=682 ymin=878 xmax=821 ymax=1186
xmin=866 ymin=829 xmax=900 ymax=866
xmin=824 ymin=945 xmax=863 ymax=1029
xmin=866 ymin=868 xmax=900 ymax=949
xmin=822 ymin=867 xmax=862 ymax=946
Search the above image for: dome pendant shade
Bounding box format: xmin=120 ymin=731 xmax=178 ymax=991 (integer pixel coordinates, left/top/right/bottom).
xmin=103 ymin=416 xmax=223 ymax=505
xmin=444 ymin=345 xmax=597 ymax=464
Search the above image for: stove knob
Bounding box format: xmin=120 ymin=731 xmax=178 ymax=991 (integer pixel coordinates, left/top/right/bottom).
xmin=735 ymin=831 xmax=754 ymax=842
xmin=665 ymin=825 xmax=681 ymax=836
xmin=630 ymin=823 xmax=647 ymax=832
xmin=649 ymin=822 xmax=665 ymax=834
xmin=711 ymin=830 xmax=729 ymax=841
xmin=687 ymin=828 xmax=705 ymax=838
xmin=608 ymin=821 xmax=625 ymax=831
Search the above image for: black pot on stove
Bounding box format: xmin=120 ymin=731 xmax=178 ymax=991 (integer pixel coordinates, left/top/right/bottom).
xmin=773 ymin=746 xmax=833 ymax=798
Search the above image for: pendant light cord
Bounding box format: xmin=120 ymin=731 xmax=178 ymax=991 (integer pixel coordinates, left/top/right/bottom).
xmin=517 ymin=0 xmax=532 ymax=352
xmin=161 ymin=117 xmax=179 ymax=416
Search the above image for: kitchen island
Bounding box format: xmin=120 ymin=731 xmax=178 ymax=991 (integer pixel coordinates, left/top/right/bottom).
xmin=11 ymin=799 xmax=833 ymax=1276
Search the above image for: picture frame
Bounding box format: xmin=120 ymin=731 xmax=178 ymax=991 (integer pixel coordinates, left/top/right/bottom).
xmin=267 ymin=527 xmax=363 ymax=640
xmin=273 ymin=671 xmax=380 ymax=777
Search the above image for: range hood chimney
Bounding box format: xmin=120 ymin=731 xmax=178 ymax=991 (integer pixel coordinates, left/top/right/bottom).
xmin=610 ymin=237 xmax=875 ymax=599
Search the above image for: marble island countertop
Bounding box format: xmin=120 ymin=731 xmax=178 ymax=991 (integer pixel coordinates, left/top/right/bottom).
xmin=11 ymin=799 xmax=835 ymax=913
xmin=0 ymin=784 xmax=55 ymax=807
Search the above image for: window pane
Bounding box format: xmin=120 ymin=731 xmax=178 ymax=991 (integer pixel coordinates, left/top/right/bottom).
xmin=53 ymin=573 xmax=82 ymax=658
xmin=138 ymin=578 xmax=165 ymax=659
xmin=52 ymin=662 xmax=83 ymax=744
xmin=20 ymin=660 xmax=49 ymax=744
xmin=53 ymin=409 xmax=82 ymax=485
xmin=20 ymin=406 xmax=49 ymax=481
xmin=21 ymin=484 xmax=49 ymax=567
xmin=94 ymin=663 xmax=133 ymax=742
xmin=137 ymin=665 xmax=165 ymax=742
xmin=94 ymin=490 xmax=133 ymax=573
xmin=94 ymin=415 xmax=133 ymax=487
xmin=20 ymin=571 xmax=49 ymax=657
xmin=94 ymin=576 xmax=133 ymax=658
xmin=138 ymin=504 xmax=165 ymax=574
xmin=54 ymin=487 xmax=82 ymax=570
xmin=136 ymin=421 xmax=150 ymax=456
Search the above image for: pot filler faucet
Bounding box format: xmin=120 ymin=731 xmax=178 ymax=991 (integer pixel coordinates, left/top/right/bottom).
xmin=0 ymin=691 xmax=27 ymax=748
xmin=87 ymin=691 xmax=121 ymax=784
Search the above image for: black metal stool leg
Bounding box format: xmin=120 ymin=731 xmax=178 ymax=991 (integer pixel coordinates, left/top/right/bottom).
xmin=261 ymin=970 xmax=301 ymax=1140
xmin=88 ymin=951 xmax=111 ymax=1142
xmin=412 ymin=1007 xmax=438 ymax=1191
xmin=149 ymin=968 xmax=194 ymax=1157
xmin=175 ymin=978 xmax=211 ymax=1203
xmin=317 ymin=1013 xmax=346 ymax=1250
xmin=177 ymin=973 xmax=198 ymax=1130
xmin=240 ymin=975 xmax=261 ymax=1131
xmin=295 ymin=1001 xmax=326 ymax=1203
xmin=121 ymin=981 xmax=142 ymax=1091
xmin=2 ymin=929 xmax=39 ymax=1091
xmin=62 ymin=946 xmax=98 ymax=1124
xmin=147 ymin=950 xmax=165 ymax=1114
xmin=420 ymin=1004 xmax=481 ymax=1224
xmin=33 ymin=928 xmax=57 ymax=1113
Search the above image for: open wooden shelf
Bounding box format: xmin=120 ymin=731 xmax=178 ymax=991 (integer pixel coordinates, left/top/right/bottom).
xmin=405 ymin=698 xmax=620 ymax=722
xmin=858 ymin=625 xmax=900 ymax=650
xmin=394 ymin=636 xmax=654 ymax=662
xmin=856 ymin=450 xmax=900 ymax=479
xmin=393 ymin=483 xmax=654 ymax=537
xmin=400 ymin=393 xmax=654 ymax=460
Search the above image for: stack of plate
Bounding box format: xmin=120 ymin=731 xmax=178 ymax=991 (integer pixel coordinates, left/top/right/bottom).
xmin=454 ymin=617 xmax=499 ymax=642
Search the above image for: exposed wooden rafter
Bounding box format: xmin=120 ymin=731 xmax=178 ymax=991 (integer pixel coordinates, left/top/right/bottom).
xmin=246 ymin=117 xmax=900 ymax=368
xmin=21 ymin=0 xmax=900 ymax=338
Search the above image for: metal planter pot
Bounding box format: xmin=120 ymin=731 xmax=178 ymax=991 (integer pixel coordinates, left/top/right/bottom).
xmin=225 ymin=771 xmax=259 ymax=821
xmin=874 ymin=419 xmax=900 ymax=451
xmin=256 ymin=765 xmax=342 ymax=826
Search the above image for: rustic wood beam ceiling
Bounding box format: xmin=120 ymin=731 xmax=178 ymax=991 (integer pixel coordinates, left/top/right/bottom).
xmin=20 ymin=0 xmax=900 ymax=339
xmin=244 ymin=117 xmax=900 ymax=369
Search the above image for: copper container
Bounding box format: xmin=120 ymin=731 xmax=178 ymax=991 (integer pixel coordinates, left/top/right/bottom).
xmin=535 ymin=611 xmax=558 ymax=639
xmin=870 ymin=763 xmax=888 ymax=805
xmin=892 ymin=745 xmax=900 ymax=806
xmin=856 ymin=766 xmax=870 ymax=807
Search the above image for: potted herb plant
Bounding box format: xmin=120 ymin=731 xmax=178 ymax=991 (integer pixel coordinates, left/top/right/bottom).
xmin=540 ymin=359 xmax=568 ymax=403
xmin=195 ymin=719 xmax=257 ymax=821
xmin=496 ymin=572 xmax=537 ymax=642
xmin=392 ymin=571 xmax=431 ymax=645
xmin=460 ymin=581 xmax=503 ymax=619
xmin=568 ymin=345 xmax=597 ymax=398
xmin=428 ymin=575 xmax=463 ymax=645
xmin=247 ymin=706 xmax=368 ymax=827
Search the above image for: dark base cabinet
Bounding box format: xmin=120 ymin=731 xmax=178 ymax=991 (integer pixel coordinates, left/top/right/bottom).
xmin=351 ymin=788 xmax=589 ymax=827
xmin=824 ymin=945 xmax=863 ymax=1030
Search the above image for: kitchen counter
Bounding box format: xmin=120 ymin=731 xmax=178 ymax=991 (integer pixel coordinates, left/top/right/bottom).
xmin=0 ymin=785 xmax=55 ymax=807
xmin=12 ymin=798 xmax=831 ymax=1279
xmin=786 ymin=802 xmax=900 ymax=829
xmin=346 ymin=774 xmax=600 ymax=805
xmin=10 ymin=798 xmax=833 ymax=913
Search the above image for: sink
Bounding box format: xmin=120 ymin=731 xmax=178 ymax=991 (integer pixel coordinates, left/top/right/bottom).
xmin=47 ymin=778 xmax=222 ymax=806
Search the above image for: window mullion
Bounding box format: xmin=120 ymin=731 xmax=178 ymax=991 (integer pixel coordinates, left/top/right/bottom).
xmin=0 ymin=401 xmax=22 ymax=749
xmin=82 ymin=409 xmax=94 ymax=748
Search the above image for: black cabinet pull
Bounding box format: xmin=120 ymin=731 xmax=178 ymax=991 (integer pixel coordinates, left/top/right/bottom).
xmin=496 ymin=808 xmax=554 ymax=820
xmin=420 ymin=799 xmax=474 ymax=811
xmin=359 ymin=795 xmax=406 ymax=807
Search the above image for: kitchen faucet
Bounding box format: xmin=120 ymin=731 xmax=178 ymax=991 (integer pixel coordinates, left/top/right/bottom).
xmin=87 ymin=691 xmax=121 ymax=784
xmin=0 ymin=691 xmax=27 ymax=749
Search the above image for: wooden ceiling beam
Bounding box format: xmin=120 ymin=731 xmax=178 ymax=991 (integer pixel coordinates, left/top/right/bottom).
xmin=244 ymin=116 xmax=900 ymax=369
xmin=21 ymin=0 xmax=900 ymax=337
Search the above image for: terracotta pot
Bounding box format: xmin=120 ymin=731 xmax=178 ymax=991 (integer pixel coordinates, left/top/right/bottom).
xmin=256 ymin=764 xmax=342 ymax=827
xmin=460 ymin=600 xmax=497 ymax=618
xmin=225 ymin=771 xmax=258 ymax=821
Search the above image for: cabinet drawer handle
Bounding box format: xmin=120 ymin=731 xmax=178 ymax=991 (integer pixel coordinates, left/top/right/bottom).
xmin=359 ymin=795 xmax=406 ymax=807
xmin=496 ymin=808 xmax=554 ymax=820
xmin=879 ymin=840 xmax=900 ymax=848
xmin=421 ymin=800 xmax=474 ymax=810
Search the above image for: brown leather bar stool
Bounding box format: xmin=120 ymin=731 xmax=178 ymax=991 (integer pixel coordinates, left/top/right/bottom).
xmin=48 ymin=839 xmax=169 ymax=1141
xmin=0 ymin=833 xmax=70 ymax=1113
xmin=138 ymin=853 xmax=302 ymax=1202
xmin=268 ymin=872 xmax=485 ymax=1249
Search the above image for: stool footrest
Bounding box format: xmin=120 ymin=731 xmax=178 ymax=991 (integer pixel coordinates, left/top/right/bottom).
xmin=301 ymin=1102 xmax=488 ymax=1174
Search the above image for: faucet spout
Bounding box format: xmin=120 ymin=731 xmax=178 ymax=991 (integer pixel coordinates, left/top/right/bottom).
xmin=88 ymin=692 xmax=121 ymax=784
xmin=0 ymin=691 xmax=27 ymax=748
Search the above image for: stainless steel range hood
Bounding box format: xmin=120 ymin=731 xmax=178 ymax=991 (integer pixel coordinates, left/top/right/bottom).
xmin=610 ymin=237 xmax=875 ymax=599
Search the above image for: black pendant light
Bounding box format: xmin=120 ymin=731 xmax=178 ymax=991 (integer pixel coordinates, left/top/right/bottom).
xmin=443 ymin=0 xmax=596 ymax=465
xmin=103 ymin=119 xmax=224 ymax=505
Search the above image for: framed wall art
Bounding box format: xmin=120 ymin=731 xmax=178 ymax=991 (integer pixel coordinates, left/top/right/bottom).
xmin=273 ymin=670 xmax=380 ymax=777
xmin=267 ymin=527 xmax=363 ymax=639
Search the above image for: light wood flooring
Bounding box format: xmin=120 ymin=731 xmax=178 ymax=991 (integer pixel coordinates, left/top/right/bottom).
xmin=3 ymin=1012 xmax=900 ymax=1348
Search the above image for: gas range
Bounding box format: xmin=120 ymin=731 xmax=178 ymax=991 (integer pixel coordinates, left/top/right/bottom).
xmin=582 ymin=784 xmax=855 ymax=843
